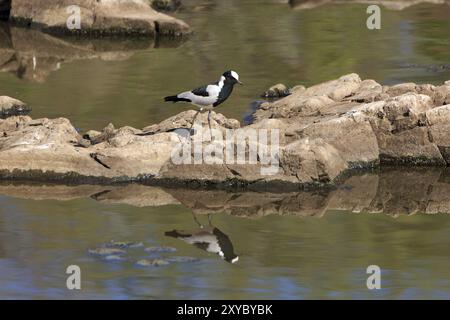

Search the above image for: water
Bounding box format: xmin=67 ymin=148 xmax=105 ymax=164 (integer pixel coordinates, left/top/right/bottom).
xmin=0 ymin=0 xmax=450 ymax=299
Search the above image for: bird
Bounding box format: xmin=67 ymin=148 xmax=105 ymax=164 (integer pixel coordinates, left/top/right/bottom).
xmin=165 ymin=214 xmax=239 ymax=264
xmin=164 ymin=70 xmax=242 ymax=132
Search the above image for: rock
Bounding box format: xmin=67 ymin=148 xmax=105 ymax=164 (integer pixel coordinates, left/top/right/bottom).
xmin=136 ymin=258 xmax=170 ymax=267
xmin=106 ymin=240 xmax=144 ymax=249
xmin=261 ymin=83 xmax=291 ymax=98
xmin=167 ymin=256 xmax=198 ymax=263
xmin=343 ymin=79 xmax=383 ymax=102
xmin=88 ymin=247 xmax=127 ymax=256
xmin=151 ymin=0 xmax=182 ymax=12
xmin=10 ymin=0 xmax=191 ymax=37
xmin=426 ymin=105 xmax=450 ymax=164
xmin=142 ymin=109 xmax=240 ymax=135
xmin=103 ymin=255 xmax=126 ymax=261
xmin=83 ymin=130 xmax=102 ymax=142
xmin=0 ymin=96 xmax=31 ymax=118
xmin=2 ymin=74 xmax=450 ymax=190
xmin=253 ymin=73 xmax=361 ymax=120
xmin=144 ymin=246 xmax=177 ymax=253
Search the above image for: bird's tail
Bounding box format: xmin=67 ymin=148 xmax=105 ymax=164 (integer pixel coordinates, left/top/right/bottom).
xmin=164 ymin=95 xmax=181 ymax=103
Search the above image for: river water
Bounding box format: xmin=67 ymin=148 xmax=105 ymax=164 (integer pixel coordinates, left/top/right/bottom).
xmin=0 ymin=0 xmax=449 ymax=299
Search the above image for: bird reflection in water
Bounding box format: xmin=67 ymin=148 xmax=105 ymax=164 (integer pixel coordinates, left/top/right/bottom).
xmin=165 ymin=213 xmax=239 ymax=264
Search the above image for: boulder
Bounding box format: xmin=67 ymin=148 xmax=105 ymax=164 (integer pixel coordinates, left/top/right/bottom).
xmin=261 ymin=83 xmax=291 ymax=98
xmin=10 ymin=0 xmax=190 ymax=37
xmin=0 ymin=96 xmax=31 ymax=118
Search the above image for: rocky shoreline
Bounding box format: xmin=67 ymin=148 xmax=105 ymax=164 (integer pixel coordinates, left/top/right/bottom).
xmin=1 ymin=73 xmax=450 ymax=190
xmin=1 ymin=0 xmax=190 ymax=37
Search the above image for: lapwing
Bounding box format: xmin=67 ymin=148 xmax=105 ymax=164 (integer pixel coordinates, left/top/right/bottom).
xmin=165 ymin=214 xmax=239 ymax=264
xmin=164 ymin=70 xmax=242 ymax=132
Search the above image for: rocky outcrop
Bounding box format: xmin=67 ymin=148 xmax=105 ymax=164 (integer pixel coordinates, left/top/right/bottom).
xmin=1 ymin=74 xmax=450 ymax=189
xmin=9 ymin=0 xmax=190 ymax=37
xmin=0 ymin=96 xmax=30 ymax=118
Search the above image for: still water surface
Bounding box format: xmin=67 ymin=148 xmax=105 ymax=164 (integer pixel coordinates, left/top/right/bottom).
xmin=0 ymin=0 xmax=450 ymax=299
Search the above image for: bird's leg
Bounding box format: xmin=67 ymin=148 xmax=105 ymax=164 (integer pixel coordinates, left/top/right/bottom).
xmin=189 ymin=108 xmax=202 ymax=136
xmin=191 ymin=212 xmax=203 ymax=228
xmin=207 ymin=110 xmax=212 ymax=140
xmin=207 ymin=213 xmax=213 ymax=227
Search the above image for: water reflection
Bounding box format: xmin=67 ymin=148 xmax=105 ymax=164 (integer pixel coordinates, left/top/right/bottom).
xmin=1 ymin=168 xmax=450 ymax=217
xmin=165 ymin=213 xmax=239 ymax=263
xmin=289 ymin=0 xmax=450 ymax=10
xmin=0 ymin=23 xmax=185 ymax=82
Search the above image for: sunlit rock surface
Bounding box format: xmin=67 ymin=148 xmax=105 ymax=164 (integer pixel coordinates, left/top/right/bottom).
xmin=10 ymin=0 xmax=190 ymax=37
xmin=1 ymin=74 xmax=450 ymax=189
xmin=0 ymin=96 xmax=30 ymax=118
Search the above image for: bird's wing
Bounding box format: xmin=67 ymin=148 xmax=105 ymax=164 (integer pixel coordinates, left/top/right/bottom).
xmin=191 ymin=85 xmax=210 ymax=97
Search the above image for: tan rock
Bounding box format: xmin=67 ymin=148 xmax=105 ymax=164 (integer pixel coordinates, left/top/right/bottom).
xmin=0 ymin=96 xmax=31 ymax=118
xmin=10 ymin=0 xmax=191 ymax=37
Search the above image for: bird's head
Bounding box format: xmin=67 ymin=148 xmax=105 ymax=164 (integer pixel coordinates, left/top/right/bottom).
xmin=223 ymin=70 xmax=243 ymax=85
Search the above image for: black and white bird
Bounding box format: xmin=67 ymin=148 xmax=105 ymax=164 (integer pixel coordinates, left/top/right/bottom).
xmin=165 ymin=226 xmax=239 ymax=264
xmin=164 ymin=70 xmax=242 ymax=130
xmin=165 ymin=214 xmax=239 ymax=264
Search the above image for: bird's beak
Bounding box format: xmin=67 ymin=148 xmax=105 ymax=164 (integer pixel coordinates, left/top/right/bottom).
xmin=238 ymin=80 xmax=243 ymax=85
